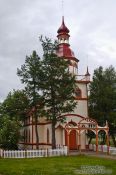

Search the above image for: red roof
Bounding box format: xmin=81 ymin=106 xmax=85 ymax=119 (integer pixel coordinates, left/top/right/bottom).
xmin=57 ymin=16 xmax=70 ymax=34
xmin=56 ymin=43 xmax=79 ymax=62
xmin=56 ymin=17 xmax=79 ymax=63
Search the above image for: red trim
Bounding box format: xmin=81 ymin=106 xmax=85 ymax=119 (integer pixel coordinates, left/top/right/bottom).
xmin=75 ymin=97 xmax=87 ymax=100
xmin=24 ymin=122 xmax=52 ymax=127
xmin=78 ymin=117 xmax=98 ymax=125
xmin=19 ymin=142 xmax=52 ymax=146
xmin=24 ymin=114 xmax=85 ymax=127
xmin=63 ymin=56 xmax=79 ymax=63
xmin=59 ymin=114 xmax=85 ymax=119
xmin=76 ymin=80 xmax=90 ymax=84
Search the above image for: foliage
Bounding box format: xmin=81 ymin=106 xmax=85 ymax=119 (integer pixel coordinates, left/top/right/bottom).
xmin=17 ymin=50 xmax=45 ymax=149
xmin=40 ymin=37 xmax=77 ymax=148
xmin=0 ymin=89 xmax=29 ymax=121
xmin=0 ymin=115 xmax=21 ymax=150
xmin=17 ymin=37 xmax=77 ymax=149
xmin=89 ymin=66 xmax=116 ymax=146
xmin=17 ymin=51 xmax=43 ymax=108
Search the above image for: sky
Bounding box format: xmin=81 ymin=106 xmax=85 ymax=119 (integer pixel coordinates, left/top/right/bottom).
xmin=0 ymin=0 xmax=116 ymax=101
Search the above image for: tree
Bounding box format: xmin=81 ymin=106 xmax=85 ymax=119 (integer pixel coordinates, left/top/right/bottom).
xmin=0 ymin=90 xmax=29 ymax=121
xmin=0 ymin=115 xmax=21 ymax=150
xmin=0 ymin=90 xmax=29 ymax=150
xmin=40 ymin=37 xmax=77 ymax=148
xmin=89 ymin=66 xmax=116 ymax=146
xmin=17 ymin=51 xmax=44 ymax=149
xmin=17 ymin=37 xmax=77 ymax=149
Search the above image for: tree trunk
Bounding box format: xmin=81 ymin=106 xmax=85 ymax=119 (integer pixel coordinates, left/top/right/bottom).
xmin=52 ymin=120 xmax=56 ymax=149
xmin=88 ymin=137 xmax=93 ymax=144
xmin=101 ymin=132 xmax=106 ymax=145
xmin=35 ymin=115 xmax=39 ymax=149
xmin=111 ymin=133 xmax=116 ymax=147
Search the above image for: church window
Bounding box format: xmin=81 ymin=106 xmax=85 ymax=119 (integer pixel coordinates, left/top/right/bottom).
xmin=24 ymin=129 xmax=27 ymax=143
xmin=75 ymin=88 xmax=82 ymax=98
xmin=28 ymin=129 xmax=30 ymax=143
xmin=47 ymin=129 xmax=49 ymax=143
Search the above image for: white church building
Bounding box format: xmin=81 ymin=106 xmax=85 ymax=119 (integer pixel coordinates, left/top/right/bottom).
xmin=20 ymin=17 xmax=91 ymax=151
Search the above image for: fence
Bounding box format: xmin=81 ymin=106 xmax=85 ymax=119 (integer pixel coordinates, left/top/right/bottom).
xmin=89 ymin=144 xmax=116 ymax=155
xmin=0 ymin=146 xmax=67 ymax=158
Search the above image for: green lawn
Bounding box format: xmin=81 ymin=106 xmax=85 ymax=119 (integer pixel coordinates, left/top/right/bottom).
xmin=0 ymin=155 xmax=116 ymax=175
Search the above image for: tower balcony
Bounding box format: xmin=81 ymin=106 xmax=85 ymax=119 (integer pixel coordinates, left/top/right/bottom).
xmin=75 ymin=74 xmax=90 ymax=84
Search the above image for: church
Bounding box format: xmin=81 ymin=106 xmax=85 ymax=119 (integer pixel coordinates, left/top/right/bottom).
xmin=20 ymin=17 xmax=91 ymax=151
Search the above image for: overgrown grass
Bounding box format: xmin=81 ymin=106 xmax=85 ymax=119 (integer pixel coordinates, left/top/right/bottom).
xmin=0 ymin=155 xmax=116 ymax=175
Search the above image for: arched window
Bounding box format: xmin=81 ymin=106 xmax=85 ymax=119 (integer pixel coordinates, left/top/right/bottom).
xmin=47 ymin=129 xmax=49 ymax=143
xmin=75 ymin=88 xmax=82 ymax=98
xmin=28 ymin=129 xmax=30 ymax=143
xmin=25 ymin=129 xmax=27 ymax=143
xmin=24 ymin=130 xmax=26 ymax=142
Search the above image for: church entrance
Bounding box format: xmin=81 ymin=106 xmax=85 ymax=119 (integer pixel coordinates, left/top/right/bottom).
xmin=65 ymin=130 xmax=77 ymax=150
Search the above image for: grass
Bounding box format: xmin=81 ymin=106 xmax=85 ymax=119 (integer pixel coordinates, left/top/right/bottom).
xmin=0 ymin=155 xmax=116 ymax=175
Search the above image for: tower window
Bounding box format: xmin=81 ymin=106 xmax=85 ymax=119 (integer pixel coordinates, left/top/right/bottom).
xmin=75 ymin=88 xmax=82 ymax=98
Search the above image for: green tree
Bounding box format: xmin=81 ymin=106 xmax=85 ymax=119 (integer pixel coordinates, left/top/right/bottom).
xmin=0 ymin=90 xmax=29 ymax=149
xmin=17 ymin=51 xmax=44 ymax=149
xmin=17 ymin=37 xmax=77 ymax=149
xmin=89 ymin=66 xmax=116 ymax=146
xmin=0 ymin=90 xmax=29 ymax=121
xmin=0 ymin=115 xmax=21 ymax=150
xmin=40 ymin=37 xmax=77 ymax=148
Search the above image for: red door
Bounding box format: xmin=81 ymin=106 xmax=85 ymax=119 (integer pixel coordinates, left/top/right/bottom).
xmin=65 ymin=130 xmax=77 ymax=150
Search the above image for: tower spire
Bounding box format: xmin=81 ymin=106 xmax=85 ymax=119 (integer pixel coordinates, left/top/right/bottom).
xmin=85 ymin=66 xmax=90 ymax=76
xmin=57 ymin=16 xmax=70 ymax=34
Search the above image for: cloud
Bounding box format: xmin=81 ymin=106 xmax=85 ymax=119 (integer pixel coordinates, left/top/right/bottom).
xmin=0 ymin=0 xmax=116 ymax=101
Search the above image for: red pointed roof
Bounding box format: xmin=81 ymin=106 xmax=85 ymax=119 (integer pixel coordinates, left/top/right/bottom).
xmin=56 ymin=17 xmax=79 ymax=63
xmin=57 ymin=16 xmax=70 ymax=34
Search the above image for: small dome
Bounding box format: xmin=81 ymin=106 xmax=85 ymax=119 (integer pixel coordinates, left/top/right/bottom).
xmin=57 ymin=16 xmax=70 ymax=34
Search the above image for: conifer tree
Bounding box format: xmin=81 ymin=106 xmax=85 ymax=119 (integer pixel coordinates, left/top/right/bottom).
xmin=17 ymin=51 xmax=44 ymax=149
xmin=89 ymin=66 xmax=116 ymax=146
xmin=17 ymin=37 xmax=77 ymax=149
xmin=40 ymin=37 xmax=77 ymax=148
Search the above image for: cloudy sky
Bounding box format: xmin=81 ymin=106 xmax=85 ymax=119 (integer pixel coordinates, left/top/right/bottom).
xmin=0 ymin=0 xmax=116 ymax=101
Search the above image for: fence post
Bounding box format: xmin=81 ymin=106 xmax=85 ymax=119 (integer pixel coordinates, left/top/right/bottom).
xmin=101 ymin=145 xmax=103 ymax=152
xmin=0 ymin=149 xmax=3 ymax=158
xmin=25 ymin=150 xmax=27 ymax=158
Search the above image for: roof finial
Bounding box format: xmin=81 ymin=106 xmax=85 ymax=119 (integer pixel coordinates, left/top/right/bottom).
xmin=62 ymin=0 xmax=64 ymax=16
xmin=57 ymin=16 xmax=70 ymax=34
xmin=62 ymin=16 xmax=64 ymax=25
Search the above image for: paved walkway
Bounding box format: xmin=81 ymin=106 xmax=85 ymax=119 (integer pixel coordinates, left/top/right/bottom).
xmin=69 ymin=151 xmax=116 ymax=160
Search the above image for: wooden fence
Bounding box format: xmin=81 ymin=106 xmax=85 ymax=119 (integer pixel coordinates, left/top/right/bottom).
xmin=0 ymin=146 xmax=67 ymax=158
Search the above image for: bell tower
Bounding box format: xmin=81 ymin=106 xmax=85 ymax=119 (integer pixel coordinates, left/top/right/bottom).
xmin=56 ymin=16 xmax=79 ymax=75
xmin=57 ymin=16 xmax=70 ymax=44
